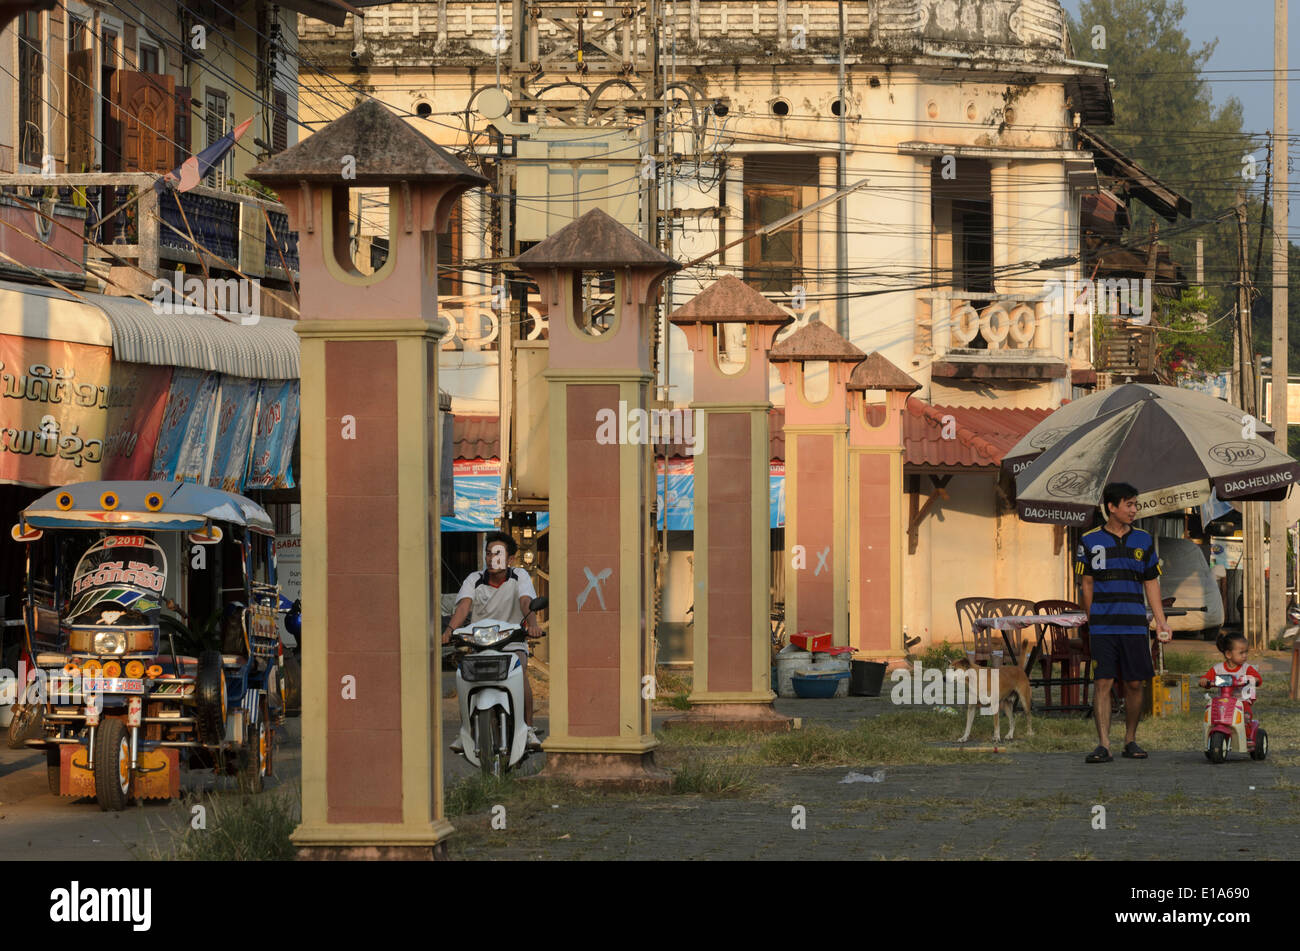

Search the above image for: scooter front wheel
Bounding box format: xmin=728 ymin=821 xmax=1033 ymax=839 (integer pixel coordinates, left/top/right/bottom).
xmin=1208 ymin=731 xmax=1228 ymax=764
xmin=474 ymin=708 xmax=503 ymax=777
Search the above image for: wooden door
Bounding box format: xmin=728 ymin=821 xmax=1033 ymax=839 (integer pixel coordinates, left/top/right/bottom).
xmin=111 ymin=70 xmax=175 ymax=173
xmin=66 ymin=48 xmax=95 ymax=173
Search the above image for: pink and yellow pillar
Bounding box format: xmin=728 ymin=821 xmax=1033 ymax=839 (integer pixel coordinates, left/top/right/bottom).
xmin=514 ymin=209 xmax=679 ymax=789
xmin=769 ymin=322 xmax=865 ymax=647
xmin=249 ymin=100 xmax=487 ymax=858
xmin=846 ymin=353 xmax=919 ymax=657
xmin=667 ymin=276 xmax=791 ymax=729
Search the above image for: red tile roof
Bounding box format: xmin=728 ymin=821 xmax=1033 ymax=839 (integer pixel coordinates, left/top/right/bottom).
xmin=903 ymin=398 xmax=1054 ymax=468
xmin=454 ymin=415 xmax=500 ymax=460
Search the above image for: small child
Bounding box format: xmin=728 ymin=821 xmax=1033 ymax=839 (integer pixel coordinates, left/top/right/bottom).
xmin=1199 ymin=632 xmax=1262 ymax=719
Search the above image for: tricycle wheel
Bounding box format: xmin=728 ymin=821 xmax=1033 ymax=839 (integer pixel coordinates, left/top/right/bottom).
xmin=1250 ymin=728 xmax=1268 ymax=761
xmin=47 ymin=747 xmax=60 ymax=795
xmin=195 ymin=650 xmax=227 ymax=745
xmin=93 ymin=718 xmax=132 ymax=811
xmin=1208 ymin=731 xmax=1228 ymax=764
xmin=473 ymin=708 xmax=502 ymax=778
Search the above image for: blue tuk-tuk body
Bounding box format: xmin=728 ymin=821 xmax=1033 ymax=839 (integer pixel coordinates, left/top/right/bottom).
xmin=8 ymin=481 xmax=285 ymax=810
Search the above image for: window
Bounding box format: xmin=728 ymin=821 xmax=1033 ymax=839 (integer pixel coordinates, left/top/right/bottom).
xmin=17 ymin=12 xmax=44 ymax=168
xmin=203 ymin=89 xmax=228 ymax=185
xmin=138 ymin=41 xmax=160 ymax=75
xmin=931 ymin=157 xmax=994 ymax=295
xmin=742 ymin=155 xmax=817 ymax=294
xmin=437 ymin=199 xmax=462 ymax=297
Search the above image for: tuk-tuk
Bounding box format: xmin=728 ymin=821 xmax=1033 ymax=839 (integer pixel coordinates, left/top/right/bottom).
xmin=7 ymin=481 xmax=286 ymax=810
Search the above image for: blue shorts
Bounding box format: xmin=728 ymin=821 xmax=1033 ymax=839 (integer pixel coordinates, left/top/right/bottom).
xmin=1090 ymin=633 xmax=1154 ymax=682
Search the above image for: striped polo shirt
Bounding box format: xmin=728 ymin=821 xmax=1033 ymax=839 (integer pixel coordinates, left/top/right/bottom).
xmin=1075 ymin=526 xmax=1161 ymax=635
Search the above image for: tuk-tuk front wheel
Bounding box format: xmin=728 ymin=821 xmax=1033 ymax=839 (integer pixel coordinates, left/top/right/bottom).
xmin=238 ymin=703 xmax=270 ymax=794
xmin=47 ymin=747 xmax=60 ymax=795
xmin=93 ymin=718 xmax=133 ymax=811
xmin=195 ymin=651 xmax=227 ymax=745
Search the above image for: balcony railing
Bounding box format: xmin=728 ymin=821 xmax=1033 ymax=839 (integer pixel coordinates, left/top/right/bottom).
xmin=920 ymin=291 xmax=1062 ymax=356
xmin=0 ymin=173 xmax=299 ymax=290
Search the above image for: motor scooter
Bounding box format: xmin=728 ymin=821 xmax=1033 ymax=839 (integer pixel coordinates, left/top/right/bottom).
xmin=449 ymin=597 xmax=547 ymax=776
xmin=1204 ymin=672 xmax=1268 ymax=763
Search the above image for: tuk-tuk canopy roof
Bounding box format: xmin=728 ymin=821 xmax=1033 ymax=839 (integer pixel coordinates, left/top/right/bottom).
xmin=19 ymin=481 xmax=274 ymax=533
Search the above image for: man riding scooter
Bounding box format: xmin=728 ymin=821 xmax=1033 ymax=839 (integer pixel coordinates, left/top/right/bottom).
xmin=442 ymin=532 xmax=544 ymax=751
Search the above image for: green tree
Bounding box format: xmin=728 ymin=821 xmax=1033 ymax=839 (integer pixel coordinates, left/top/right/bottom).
xmin=1068 ymin=0 xmax=1259 ymax=339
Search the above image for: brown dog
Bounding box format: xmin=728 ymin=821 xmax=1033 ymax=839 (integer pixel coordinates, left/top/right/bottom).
xmin=950 ymin=655 xmax=1034 ymax=743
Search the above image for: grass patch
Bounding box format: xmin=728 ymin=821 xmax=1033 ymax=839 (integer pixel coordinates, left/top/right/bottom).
xmin=1161 ymin=650 xmax=1210 ymax=674
xmin=652 ymin=666 xmax=695 ymax=711
xmin=142 ymin=788 xmax=299 ymax=861
xmin=445 ymin=773 xmax=518 ymax=817
xmin=670 ymin=760 xmax=759 ymax=796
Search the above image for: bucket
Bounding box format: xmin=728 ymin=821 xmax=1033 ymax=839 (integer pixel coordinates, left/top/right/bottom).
xmin=775 ymin=653 xmax=818 ymax=698
xmin=850 ymin=660 xmax=888 ymax=697
xmin=791 ymin=671 xmax=849 ymax=699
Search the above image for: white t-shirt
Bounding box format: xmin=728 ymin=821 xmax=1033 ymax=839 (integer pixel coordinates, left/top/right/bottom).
xmin=455 ymin=568 xmax=537 ymax=627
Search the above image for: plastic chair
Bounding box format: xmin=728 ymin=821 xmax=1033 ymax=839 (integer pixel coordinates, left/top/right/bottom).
xmin=985 ymin=598 xmax=1038 ymax=666
xmin=1033 ymin=599 xmax=1091 ymax=710
xmin=955 ymin=597 xmax=994 ymax=664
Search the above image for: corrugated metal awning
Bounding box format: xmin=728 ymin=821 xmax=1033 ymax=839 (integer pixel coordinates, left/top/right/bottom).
xmin=93 ymin=293 xmax=299 ymax=379
xmin=0 ymin=279 xmax=299 ymax=378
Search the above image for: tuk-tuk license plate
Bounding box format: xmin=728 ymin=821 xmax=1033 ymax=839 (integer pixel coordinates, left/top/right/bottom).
xmin=81 ymin=677 xmax=144 ymax=694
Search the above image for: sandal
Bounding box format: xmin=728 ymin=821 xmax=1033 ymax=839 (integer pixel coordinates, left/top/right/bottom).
xmin=1085 ymin=745 xmax=1113 ymax=763
xmin=1122 ymin=742 xmax=1148 ymax=759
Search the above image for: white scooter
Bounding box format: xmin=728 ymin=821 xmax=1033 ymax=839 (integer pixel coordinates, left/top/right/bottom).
xmin=449 ymin=598 xmax=547 ymax=776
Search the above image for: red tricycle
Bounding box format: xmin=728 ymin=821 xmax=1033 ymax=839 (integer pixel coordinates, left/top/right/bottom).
xmin=1203 ymin=673 xmax=1268 ymax=764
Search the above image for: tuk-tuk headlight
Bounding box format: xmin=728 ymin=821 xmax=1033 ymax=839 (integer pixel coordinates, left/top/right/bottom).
xmin=92 ymin=631 xmax=127 ymax=655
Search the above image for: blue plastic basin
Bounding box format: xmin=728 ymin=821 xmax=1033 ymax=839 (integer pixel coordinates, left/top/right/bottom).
xmin=791 ymin=671 xmax=848 ymax=699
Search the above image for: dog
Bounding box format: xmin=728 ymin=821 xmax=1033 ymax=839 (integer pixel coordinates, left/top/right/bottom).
xmin=950 ymin=654 xmax=1034 ymax=743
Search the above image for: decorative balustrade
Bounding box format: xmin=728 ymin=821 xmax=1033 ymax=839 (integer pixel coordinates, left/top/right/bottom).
xmin=0 ymin=173 xmax=299 ymax=288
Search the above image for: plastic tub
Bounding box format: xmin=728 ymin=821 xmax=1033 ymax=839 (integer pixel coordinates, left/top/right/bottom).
xmin=776 ymin=652 xmax=818 ymax=698
xmin=791 ymin=671 xmax=849 ymax=699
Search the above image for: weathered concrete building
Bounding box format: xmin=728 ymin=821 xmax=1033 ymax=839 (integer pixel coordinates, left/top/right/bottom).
xmin=296 ymin=0 xmax=1186 ymax=653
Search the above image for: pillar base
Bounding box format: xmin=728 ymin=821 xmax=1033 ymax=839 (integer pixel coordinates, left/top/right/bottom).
xmin=535 ymin=750 xmax=672 ymax=792
xmin=296 ymin=843 xmax=449 ymax=861
xmin=664 ymin=701 xmax=793 ymax=732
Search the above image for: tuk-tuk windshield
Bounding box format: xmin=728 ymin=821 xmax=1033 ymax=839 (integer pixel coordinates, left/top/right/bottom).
xmin=65 ymin=535 xmax=168 ymax=624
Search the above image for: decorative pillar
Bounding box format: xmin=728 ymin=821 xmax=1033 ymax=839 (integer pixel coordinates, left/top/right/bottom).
xmin=514 ymin=209 xmax=679 ymax=789
xmin=846 ymin=353 xmax=919 ymax=658
xmin=248 ymin=100 xmax=487 ymax=859
xmin=769 ymin=321 xmax=865 ymax=646
xmin=666 ymin=276 xmax=792 ymax=729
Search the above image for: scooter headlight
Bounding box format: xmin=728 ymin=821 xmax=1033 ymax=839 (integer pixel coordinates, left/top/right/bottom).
xmin=92 ymin=631 xmax=128 ymax=655
xmin=471 ymin=624 xmax=510 ymax=648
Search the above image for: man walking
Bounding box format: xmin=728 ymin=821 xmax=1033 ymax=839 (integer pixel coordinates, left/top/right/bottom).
xmin=1077 ymin=482 xmax=1172 ymax=763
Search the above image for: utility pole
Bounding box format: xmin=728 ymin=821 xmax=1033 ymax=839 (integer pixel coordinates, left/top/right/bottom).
xmin=1269 ymin=0 xmax=1289 ymax=650
xmin=1237 ymin=189 xmax=1265 ymax=650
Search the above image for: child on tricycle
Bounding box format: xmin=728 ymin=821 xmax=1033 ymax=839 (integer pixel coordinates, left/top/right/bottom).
xmin=1199 ymin=632 xmax=1267 ymax=763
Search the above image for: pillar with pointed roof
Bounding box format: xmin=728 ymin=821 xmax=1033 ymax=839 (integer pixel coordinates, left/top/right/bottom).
xmin=846 ymin=353 xmax=920 ymax=657
xmin=514 ymin=209 xmax=678 ymax=788
xmin=769 ymin=321 xmax=865 ymax=649
xmin=666 ymin=276 xmax=793 ymax=728
xmin=248 ymin=99 xmax=487 ymax=858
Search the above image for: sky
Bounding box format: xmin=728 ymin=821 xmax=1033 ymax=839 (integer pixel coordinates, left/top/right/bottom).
xmin=1060 ymin=0 xmax=1297 ymax=140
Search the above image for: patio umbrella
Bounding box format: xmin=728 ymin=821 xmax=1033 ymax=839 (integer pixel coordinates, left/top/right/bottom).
xmin=1001 ymin=383 xmax=1274 ymax=478
xmin=1014 ymin=397 xmax=1300 ymax=526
